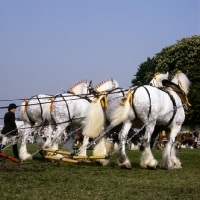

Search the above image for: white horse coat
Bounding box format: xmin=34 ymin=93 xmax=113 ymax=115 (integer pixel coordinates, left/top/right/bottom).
xmin=110 ymin=71 xmax=190 ymax=169
xmin=18 ymin=78 xmax=119 ymax=160
xmin=18 ymin=80 xmax=92 ymax=160
xmin=81 ymin=73 xmax=169 ymax=166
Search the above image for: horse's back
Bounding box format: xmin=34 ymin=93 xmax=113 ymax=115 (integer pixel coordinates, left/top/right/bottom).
xmin=51 ymin=95 xmax=90 ymax=125
xmin=27 ymin=94 xmax=52 ymax=122
xmin=133 ymin=86 xmax=183 ymax=126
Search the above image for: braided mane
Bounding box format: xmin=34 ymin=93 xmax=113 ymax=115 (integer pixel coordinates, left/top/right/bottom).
xmin=94 ymin=80 xmax=108 ymax=91
xmin=69 ymin=80 xmax=87 ymax=94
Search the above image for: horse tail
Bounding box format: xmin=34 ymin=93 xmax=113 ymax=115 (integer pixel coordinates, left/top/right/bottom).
xmin=82 ymin=96 xmax=105 ymax=138
xmin=42 ymin=101 xmax=55 ymax=124
xmin=111 ymin=90 xmax=132 ymax=127
xmin=172 ymin=71 xmax=191 ymax=94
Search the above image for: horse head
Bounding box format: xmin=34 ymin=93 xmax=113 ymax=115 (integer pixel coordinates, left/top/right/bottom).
xmin=149 ymin=72 xmax=169 ymax=87
xmin=94 ymin=78 xmax=119 ymax=92
xmin=69 ymin=80 xmax=93 ymax=95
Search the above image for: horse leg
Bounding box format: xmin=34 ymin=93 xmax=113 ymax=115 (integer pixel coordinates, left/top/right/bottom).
xmin=171 ymin=143 xmax=182 ymax=169
xmin=78 ymin=136 xmax=89 ymax=156
xmin=43 ymin=124 xmax=55 ymax=148
xmin=140 ymin=123 xmax=158 ymax=169
xmin=62 ymin=131 xmax=76 ymax=153
xmin=160 ymin=127 xmax=182 ymax=169
xmin=50 ymin=124 xmax=68 ymax=158
xmin=19 ymin=128 xmax=33 ymax=160
xmin=93 ymin=137 xmax=112 ymax=166
xmin=117 ymin=121 xmax=132 ymax=169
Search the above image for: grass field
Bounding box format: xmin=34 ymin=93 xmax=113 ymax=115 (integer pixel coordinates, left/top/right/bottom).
xmin=0 ymin=144 xmax=199 ymax=200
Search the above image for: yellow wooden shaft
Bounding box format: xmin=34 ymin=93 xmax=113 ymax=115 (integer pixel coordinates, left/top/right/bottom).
xmin=43 ymin=148 xmax=71 ymax=155
xmin=89 ymin=156 xmax=107 ymax=159
xmin=45 ymin=156 xmax=61 ymax=160
xmin=72 ymin=156 xmax=107 ymax=159
xmin=45 ymin=156 xmax=78 ymax=163
xmin=72 ymin=156 xmax=88 ymax=159
xmin=70 ymin=155 xmax=107 ymax=159
xmin=62 ymin=158 xmax=78 ymax=163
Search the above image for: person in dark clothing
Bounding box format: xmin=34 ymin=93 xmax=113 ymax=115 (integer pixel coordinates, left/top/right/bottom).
xmin=0 ymin=103 xmax=19 ymax=158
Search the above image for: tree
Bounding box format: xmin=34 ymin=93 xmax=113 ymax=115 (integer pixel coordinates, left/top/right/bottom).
xmin=131 ymin=35 xmax=200 ymax=125
xmin=131 ymin=57 xmax=157 ymax=85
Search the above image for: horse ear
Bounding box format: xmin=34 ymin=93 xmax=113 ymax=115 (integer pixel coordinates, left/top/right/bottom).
xmin=110 ymin=77 xmax=113 ymax=82
xmin=89 ymin=80 xmax=92 ymax=86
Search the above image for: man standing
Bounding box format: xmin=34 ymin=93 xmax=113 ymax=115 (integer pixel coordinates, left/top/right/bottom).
xmin=0 ymin=103 xmax=19 ymax=158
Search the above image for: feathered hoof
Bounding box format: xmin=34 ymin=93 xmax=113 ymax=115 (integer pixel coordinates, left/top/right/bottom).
xmin=167 ymin=166 xmax=174 ymax=170
xmin=140 ymin=159 xmax=158 ymax=169
xmin=140 ymin=162 xmax=147 ymax=169
xmin=167 ymin=163 xmax=182 ymax=170
xmin=95 ymin=159 xmax=109 ymax=166
xmin=174 ymin=165 xmax=182 ymax=169
xmin=118 ymin=159 xmax=132 ymax=169
xmin=20 ymin=153 xmax=33 ymax=160
xmin=147 ymin=160 xmax=158 ymax=169
xmin=160 ymin=163 xmax=174 ymax=170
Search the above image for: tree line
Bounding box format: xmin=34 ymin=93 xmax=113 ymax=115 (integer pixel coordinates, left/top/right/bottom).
xmin=131 ymin=35 xmax=200 ymax=126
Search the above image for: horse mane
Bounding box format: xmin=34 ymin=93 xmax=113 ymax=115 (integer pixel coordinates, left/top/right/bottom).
xmin=149 ymin=72 xmax=168 ymax=87
xmin=171 ymin=71 xmax=191 ymax=95
xmin=69 ymin=80 xmax=87 ymax=94
xmin=95 ymin=78 xmax=119 ymax=92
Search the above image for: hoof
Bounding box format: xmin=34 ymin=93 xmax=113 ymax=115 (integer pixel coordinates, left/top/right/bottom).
xmin=120 ymin=165 xmax=132 ymax=170
xmin=140 ymin=162 xmax=147 ymax=169
xmin=174 ymin=165 xmax=182 ymax=169
xmin=148 ymin=160 xmax=158 ymax=169
xmin=147 ymin=165 xmax=157 ymax=170
xmin=95 ymin=160 xmax=102 ymax=166
xmin=95 ymin=159 xmax=109 ymax=166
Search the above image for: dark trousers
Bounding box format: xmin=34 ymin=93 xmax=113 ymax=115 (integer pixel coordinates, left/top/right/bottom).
xmin=12 ymin=144 xmax=19 ymax=158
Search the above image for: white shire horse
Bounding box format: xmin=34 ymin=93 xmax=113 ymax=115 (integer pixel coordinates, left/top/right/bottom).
xmin=110 ymin=71 xmax=191 ymax=169
xmin=18 ymin=80 xmax=93 ymax=160
xmin=41 ymin=78 xmax=119 ymax=157
xmin=81 ymin=72 xmax=169 ymax=166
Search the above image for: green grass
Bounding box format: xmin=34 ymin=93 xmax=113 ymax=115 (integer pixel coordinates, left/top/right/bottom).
xmin=0 ymin=144 xmax=200 ymax=200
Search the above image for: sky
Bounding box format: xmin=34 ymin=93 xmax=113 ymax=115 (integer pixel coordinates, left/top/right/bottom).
xmin=0 ymin=0 xmax=199 ymax=124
